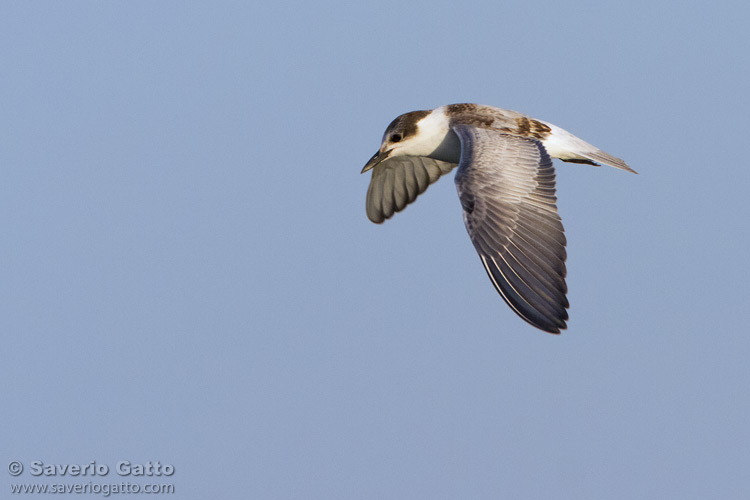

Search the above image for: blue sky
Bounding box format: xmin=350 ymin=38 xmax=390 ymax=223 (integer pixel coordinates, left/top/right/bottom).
xmin=2 ymin=1 xmax=748 ymax=498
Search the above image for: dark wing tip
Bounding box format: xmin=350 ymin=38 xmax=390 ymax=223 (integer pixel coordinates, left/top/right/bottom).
xmin=540 ymin=317 xmax=567 ymax=334
xmin=478 ymin=254 xmax=569 ymax=334
xmin=366 ymin=207 xmax=386 ymax=224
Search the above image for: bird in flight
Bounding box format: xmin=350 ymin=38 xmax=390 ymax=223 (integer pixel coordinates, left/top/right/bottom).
xmin=361 ymin=103 xmax=636 ymax=334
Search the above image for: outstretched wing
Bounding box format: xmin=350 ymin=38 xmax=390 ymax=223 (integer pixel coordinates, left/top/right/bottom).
xmin=366 ymin=156 xmax=457 ymax=223
xmin=453 ymin=124 xmax=569 ymax=333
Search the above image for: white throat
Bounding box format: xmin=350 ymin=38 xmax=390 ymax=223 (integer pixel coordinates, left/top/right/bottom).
xmin=396 ymin=108 xmax=461 ymax=164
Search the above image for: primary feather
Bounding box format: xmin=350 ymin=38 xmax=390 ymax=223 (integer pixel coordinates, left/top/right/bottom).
xmin=361 ymin=104 xmax=635 ymax=333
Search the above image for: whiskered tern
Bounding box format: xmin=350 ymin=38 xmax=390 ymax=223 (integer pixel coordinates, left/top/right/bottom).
xmin=361 ymin=103 xmax=636 ymax=334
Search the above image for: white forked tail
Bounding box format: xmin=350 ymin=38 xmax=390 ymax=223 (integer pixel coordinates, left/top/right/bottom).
xmin=540 ymin=121 xmax=637 ymax=174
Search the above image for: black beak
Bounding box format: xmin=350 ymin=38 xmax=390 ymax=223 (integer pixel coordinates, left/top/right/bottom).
xmin=361 ymin=150 xmax=391 ymax=174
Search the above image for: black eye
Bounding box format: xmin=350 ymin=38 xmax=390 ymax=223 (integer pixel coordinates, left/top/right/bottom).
xmin=390 ymin=133 xmax=402 ymax=143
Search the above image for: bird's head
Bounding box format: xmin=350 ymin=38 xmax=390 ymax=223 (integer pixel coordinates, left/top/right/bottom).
xmin=361 ymin=109 xmax=460 ymax=173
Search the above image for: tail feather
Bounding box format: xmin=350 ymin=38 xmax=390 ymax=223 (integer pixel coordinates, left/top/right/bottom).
xmin=579 ymin=150 xmax=638 ymax=174
xmin=539 ymin=120 xmax=637 ymax=174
